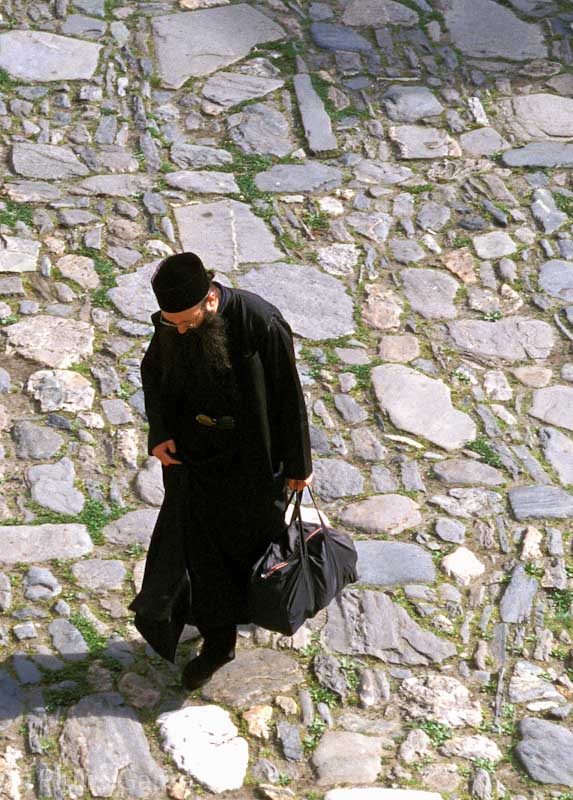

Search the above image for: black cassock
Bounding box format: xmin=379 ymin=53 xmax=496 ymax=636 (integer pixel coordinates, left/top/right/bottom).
xmin=128 ymin=284 xmax=312 ymax=661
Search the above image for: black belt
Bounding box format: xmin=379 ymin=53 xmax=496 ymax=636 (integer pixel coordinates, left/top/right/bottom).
xmin=195 ymin=414 xmax=235 ymax=430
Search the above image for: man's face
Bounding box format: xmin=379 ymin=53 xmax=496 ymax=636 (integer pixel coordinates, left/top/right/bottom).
xmin=160 ymin=297 xmax=209 ymax=334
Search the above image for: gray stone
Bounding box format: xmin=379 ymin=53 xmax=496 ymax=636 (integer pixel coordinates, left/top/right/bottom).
xmin=277 ymin=721 xmax=304 ymax=761
xmin=400 ymin=268 xmax=460 ymax=319
xmin=388 ymin=239 xmax=426 ymax=266
xmin=383 ymin=85 xmax=443 ymax=123
xmin=538 ymin=260 xmax=573 ymax=301
xmin=531 ymin=190 xmax=568 ymax=234
xmin=459 ymin=127 xmax=510 ymax=156
xmin=0 ymin=524 xmax=92 ymax=564
xmin=354 ymin=541 xmax=435 ymax=586
xmin=24 ymin=566 xmax=61 ymax=602
xmin=446 ymin=317 xmax=554 ymax=364
xmin=319 ymin=244 xmax=359 ymax=277
xmin=312 ymin=731 xmax=384 ymax=785
xmin=61 ymin=692 xmax=167 ymax=797
xmin=175 ymin=200 xmax=282 ymax=272
xmin=153 ymin=5 xmax=285 ymax=87
xmin=515 ymin=717 xmax=573 ymax=786
xmin=340 ymin=494 xmax=422 ymax=535
xmin=435 ymin=517 xmax=466 ymax=543
xmin=324 ymin=589 xmax=457 ymax=665
xmin=107 ymin=261 xmax=158 ymax=323
xmin=472 ymin=232 xmax=516 ymax=259
xmin=228 ymin=103 xmax=294 ymax=157
xmin=12 ymin=422 xmax=63 ymax=460
xmin=417 ymin=202 xmax=451 ymax=232
xmin=443 ymin=0 xmax=547 ymax=60
xmin=353 ymin=159 xmax=414 ymax=185
xmin=372 ymin=364 xmax=476 ymax=450
xmin=239 ymin=263 xmax=354 ymax=339
xmin=509 ymin=660 xmax=567 ymax=707
xmin=399 ymin=674 xmax=482 ymax=727
xmin=334 ymin=394 xmax=367 ymax=423
xmin=62 ymin=14 xmax=107 ymax=38
xmin=314 ymin=653 xmax=349 ymax=700
xmin=389 ymin=125 xmax=453 ymax=159
xmin=294 ymin=74 xmax=336 ymax=154
xmin=0 ymin=236 xmax=40 ymax=273
xmin=0 ymin=670 xmax=23 ymax=732
xmin=170 ymin=144 xmax=233 ymax=170
xmin=539 ymin=427 xmax=573 ymax=485
xmin=255 ymin=162 xmax=343 ymax=193
xmin=529 ymin=385 xmax=573 ymax=431
xmin=27 ymin=457 xmax=85 ymax=516
xmin=5 ymin=182 xmax=63 ymax=203
xmin=102 ymin=398 xmax=134 ymax=426
xmin=0 ymin=31 xmax=101 ymax=82
xmin=5 ymin=316 xmax=94 ymax=369
xmin=503 ymin=142 xmax=573 ymax=168
xmin=350 ymin=428 xmax=385 ymax=461
xmin=13 ymin=622 xmax=38 ymax=640
xmin=346 ymin=211 xmax=393 ymax=243
xmin=72 ymin=559 xmax=126 ymax=591
xmin=371 ymin=466 xmax=399 ymax=492
xmin=76 ymin=174 xmax=154 ymax=197
xmin=134 ymin=458 xmax=164 ymax=507
xmin=165 ymin=170 xmax=239 ymax=194
xmin=12 ymin=653 xmax=42 ymax=684
xmin=48 ymin=619 xmax=90 ymax=660
xmin=509 ymin=485 xmax=573 ymax=520
xmin=432 ymin=458 xmax=504 ymax=486
xmin=313 ymin=458 xmax=364 ymax=500
xmin=201 ymin=72 xmax=284 ymax=113
xmin=57 ymin=255 xmax=100 ymax=290
xmin=310 ymin=22 xmax=373 ymax=51
xmin=103 ymin=509 xmax=159 ymax=547
xmin=500 ymin=565 xmax=538 ymax=623
xmin=202 ymin=650 xmax=304 ymax=708
xmin=344 ymin=0 xmax=417 ymax=24
xmin=0 ymin=572 xmax=11 ymax=611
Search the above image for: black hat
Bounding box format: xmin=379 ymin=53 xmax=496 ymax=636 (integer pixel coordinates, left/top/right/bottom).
xmin=151 ymin=252 xmax=210 ymax=312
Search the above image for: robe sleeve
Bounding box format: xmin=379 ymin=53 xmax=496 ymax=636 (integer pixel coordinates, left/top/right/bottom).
xmin=140 ymin=331 xmax=174 ymax=455
xmin=259 ymin=313 xmax=312 ymax=481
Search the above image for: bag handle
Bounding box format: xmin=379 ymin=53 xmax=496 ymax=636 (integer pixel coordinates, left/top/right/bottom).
xmin=306 ymin=486 xmax=327 ymax=530
xmin=294 ymin=490 xmax=309 ymax=559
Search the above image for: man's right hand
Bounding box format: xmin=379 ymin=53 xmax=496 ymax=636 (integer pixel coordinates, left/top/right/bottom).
xmin=151 ymin=439 xmax=182 ymax=466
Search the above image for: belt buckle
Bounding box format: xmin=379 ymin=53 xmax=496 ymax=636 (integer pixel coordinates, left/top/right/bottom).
xmin=196 ymin=414 xmax=216 ymax=427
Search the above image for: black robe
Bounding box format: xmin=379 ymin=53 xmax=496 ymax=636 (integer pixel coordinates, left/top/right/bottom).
xmin=128 ymin=284 xmax=312 ymax=661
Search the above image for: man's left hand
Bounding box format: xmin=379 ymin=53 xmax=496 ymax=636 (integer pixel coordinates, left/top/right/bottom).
xmin=287 ymin=472 xmax=313 ymax=491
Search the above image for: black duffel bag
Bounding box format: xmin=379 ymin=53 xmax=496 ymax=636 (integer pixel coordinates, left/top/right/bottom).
xmin=247 ymin=488 xmax=358 ymax=635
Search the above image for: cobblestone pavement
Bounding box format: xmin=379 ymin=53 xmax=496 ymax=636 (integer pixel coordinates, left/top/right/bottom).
xmin=1 ymin=0 xmax=573 ymax=797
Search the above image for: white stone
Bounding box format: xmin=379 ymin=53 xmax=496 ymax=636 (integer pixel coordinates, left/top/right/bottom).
xmin=520 ymin=526 xmax=543 ymax=561
xmin=441 ymin=734 xmax=503 ymax=762
xmin=372 ymin=364 xmax=476 ymax=451
xmin=56 ymin=255 xmax=100 ymax=290
xmin=0 ymin=31 xmax=101 ymax=82
xmin=343 ymin=0 xmax=418 ymax=25
xmin=504 ymin=93 xmax=573 ymax=140
xmin=0 ymin=236 xmax=40 ymax=273
xmin=27 ymin=370 xmax=95 ymax=412
xmin=529 ymin=385 xmax=573 ymax=431
xmin=158 ymin=705 xmax=248 ymax=793
xmin=483 ymin=370 xmax=512 ymax=401
xmin=4 ymin=317 xmax=94 ymax=369
xmin=399 ymin=674 xmax=482 ymax=727
xmin=0 ymin=524 xmax=92 ymax=564
xmin=317 ymin=244 xmax=359 ymax=277
xmin=339 ymin=494 xmax=422 ymax=535
xmin=441 ymin=546 xmax=485 ymax=586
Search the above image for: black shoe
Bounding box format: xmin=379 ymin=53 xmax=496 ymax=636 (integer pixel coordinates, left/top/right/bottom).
xmin=181 ymin=625 xmax=237 ymax=691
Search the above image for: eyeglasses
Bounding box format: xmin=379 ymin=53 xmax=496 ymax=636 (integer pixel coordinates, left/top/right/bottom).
xmin=159 ymin=314 xmax=197 ymax=330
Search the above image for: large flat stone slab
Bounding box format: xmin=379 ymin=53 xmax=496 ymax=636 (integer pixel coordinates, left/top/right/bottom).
xmin=294 ymin=74 xmax=337 ymax=154
xmin=174 ymin=200 xmax=282 ymax=272
xmin=61 ymin=692 xmax=167 ymax=797
xmin=255 ymin=162 xmax=343 ymax=193
xmin=538 ymin=260 xmax=573 ymax=301
xmin=324 ymin=589 xmax=457 ymax=665
xmin=529 ymin=385 xmax=573 ymax=431
xmin=238 ymin=263 xmax=354 ymax=339
xmin=103 ymin=509 xmax=159 ymax=547
xmin=0 ymin=524 xmax=92 ymax=564
xmin=432 ymin=458 xmax=504 ymax=486
xmin=202 ymin=649 xmax=304 ymax=708
xmin=509 ymin=485 xmax=573 ymax=520
xmin=11 ymin=143 xmax=88 ymax=180
xmin=442 ymin=0 xmax=547 ymax=60
xmin=4 ymin=316 xmax=94 ymax=368
xmin=354 ymin=541 xmax=435 ymax=586
xmin=503 ymin=143 xmax=573 ymax=167
xmin=107 ymin=260 xmax=158 ymax=323
xmin=502 ymin=94 xmax=573 ymax=140
xmin=372 ymin=364 xmax=476 ymax=451
xmin=312 ymin=732 xmax=384 ymax=786
xmin=340 ymin=495 xmax=422 ymax=535
xmin=0 ymin=31 xmax=101 ymax=81
xmin=515 ymin=718 xmax=573 ymax=786
xmin=400 ymin=268 xmax=459 ymax=319
xmin=153 ymin=5 xmax=285 ymax=87
xmin=165 ymin=170 xmax=239 ymax=194
xmin=446 ymin=317 xmax=554 ymax=364
xmin=158 ymin=706 xmax=248 ymax=793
